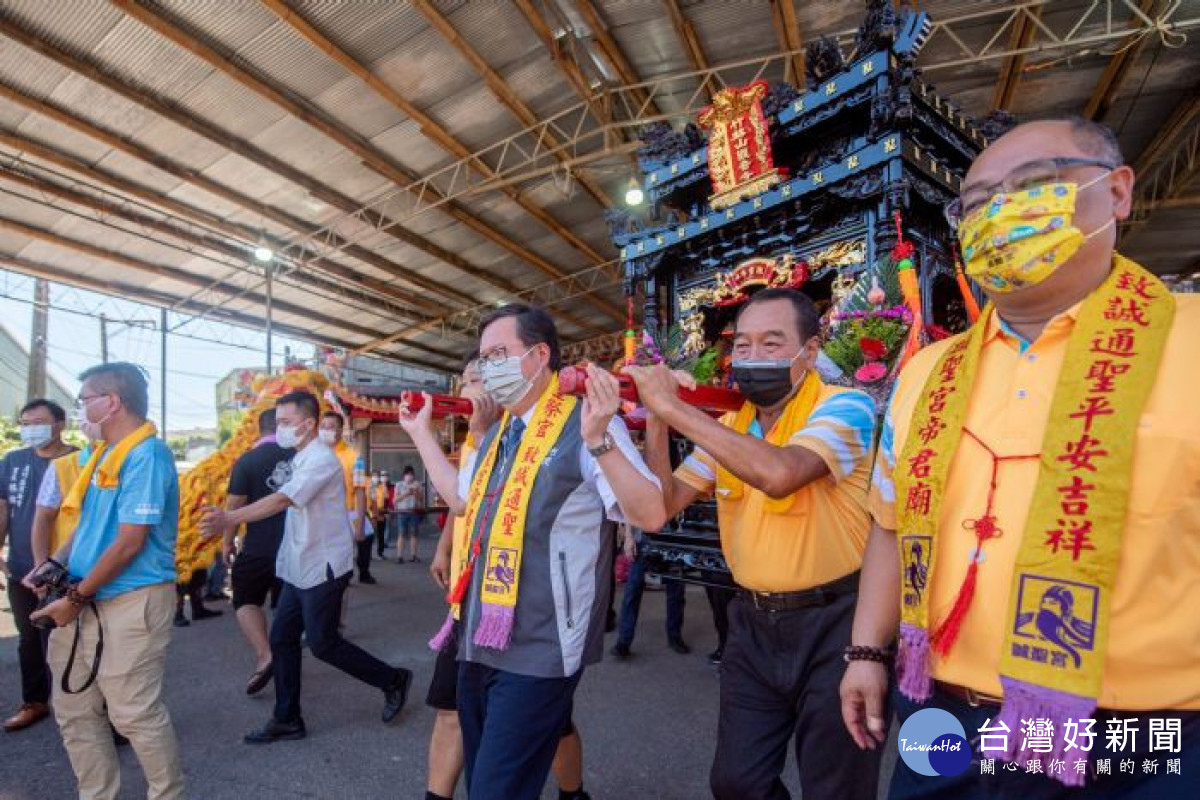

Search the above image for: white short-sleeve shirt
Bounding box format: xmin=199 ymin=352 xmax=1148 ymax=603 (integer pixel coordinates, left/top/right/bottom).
xmin=275 ymin=441 xmax=355 ymax=589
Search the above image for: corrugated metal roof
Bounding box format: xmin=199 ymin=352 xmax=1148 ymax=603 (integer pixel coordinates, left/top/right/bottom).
xmin=294 ymin=0 xmax=429 ymax=67
xmin=131 ymin=117 xmax=231 ymax=173
xmin=89 ymin=16 xmax=212 ymax=101
xmin=177 ymin=71 xmax=290 ymax=142
xmin=234 ymin=20 xmax=350 ymax=108
xmin=312 ymin=74 xmax=408 ymax=143
xmin=372 ymin=28 xmax=481 ymax=110
xmin=16 ymin=113 xmax=111 ymax=165
xmin=2 ymin=0 xmax=125 ymax=58
xmin=153 ymin=0 xmax=279 ymax=54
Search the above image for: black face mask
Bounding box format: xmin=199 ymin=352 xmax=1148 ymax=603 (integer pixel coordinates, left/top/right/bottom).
xmin=731 ymin=358 xmax=800 ymax=408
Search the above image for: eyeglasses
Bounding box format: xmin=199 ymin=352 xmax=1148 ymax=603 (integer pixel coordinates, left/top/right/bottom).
xmin=474 ymin=345 xmax=538 ymax=371
xmin=945 ymin=157 xmax=1116 ymax=230
xmin=474 ymin=346 xmax=511 ymax=371
xmin=74 ymin=393 xmax=109 ymax=409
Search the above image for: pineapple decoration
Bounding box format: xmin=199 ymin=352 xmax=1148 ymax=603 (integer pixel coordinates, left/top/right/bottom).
xmin=892 ymin=211 xmax=925 ymax=367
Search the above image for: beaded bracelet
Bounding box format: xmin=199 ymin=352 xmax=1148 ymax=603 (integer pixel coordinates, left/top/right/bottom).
xmin=843 ymin=645 xmax=893 ymax=664
xmin=66 ymin=587 xmax=94 ymax=608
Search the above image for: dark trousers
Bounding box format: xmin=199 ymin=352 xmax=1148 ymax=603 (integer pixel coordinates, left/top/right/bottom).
xmin=6 ymin=580 xmax=50 ymax=705
xmin=355 ymin=538 xmax=374 ymax=580
xmin=890 ymin=687 xmax=1200 ymax=800
xmin=710 ymin=590 xmax=881 ymax=800
xmin=270 ymin=570 xmax=396 ymax=722
xmin=457 ymin=661 xmax=582 ymax=800
xmin=373 ymin=518 xmax=388 ymax=557
xmin=706 ymin=585 xmax=733 ymax=652
xmin=616 ymin=554 xmax=685 ymax=647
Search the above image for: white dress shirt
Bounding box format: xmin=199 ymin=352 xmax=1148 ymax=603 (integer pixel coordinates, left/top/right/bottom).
xmin=276 ymin=441 xmax=355 ymax=589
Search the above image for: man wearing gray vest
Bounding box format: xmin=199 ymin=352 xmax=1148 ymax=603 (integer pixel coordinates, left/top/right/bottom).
xmin=403 ymin=304 xmax=666 ymax=800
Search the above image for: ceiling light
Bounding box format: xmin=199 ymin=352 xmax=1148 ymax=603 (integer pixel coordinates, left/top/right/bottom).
xmin=624 ymin=177 xmax=644 ymax=207
xmin=254 ymin=246 xmax=273 ymax=263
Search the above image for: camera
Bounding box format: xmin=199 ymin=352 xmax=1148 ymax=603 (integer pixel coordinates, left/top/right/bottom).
xmin=29 ymin=558 xmax=80 ymax=630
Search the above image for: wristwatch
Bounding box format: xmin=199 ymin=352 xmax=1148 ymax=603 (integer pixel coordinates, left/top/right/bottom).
xmin=587 ymin=432 xmax=616 ymax=458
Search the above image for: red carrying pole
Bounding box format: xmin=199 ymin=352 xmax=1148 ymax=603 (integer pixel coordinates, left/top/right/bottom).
xmin=556 ymin=366 xmax=744 ymax=413
xmin=401 ymin=369 xmax=746 ymax=420
xmin=399 ymin=391 xmax=474 ymax=419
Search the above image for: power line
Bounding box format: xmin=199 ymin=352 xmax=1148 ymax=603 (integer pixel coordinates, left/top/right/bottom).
xmin=0 ymin=276 xmax=442 ymax=388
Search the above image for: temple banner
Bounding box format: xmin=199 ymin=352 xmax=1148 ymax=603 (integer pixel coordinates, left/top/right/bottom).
xmin=698 ymin=81 xmax=783 ymax=210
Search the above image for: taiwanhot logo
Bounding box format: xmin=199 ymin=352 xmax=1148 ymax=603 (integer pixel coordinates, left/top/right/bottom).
xmin=897 ymin=708 xmax=971 ymax=777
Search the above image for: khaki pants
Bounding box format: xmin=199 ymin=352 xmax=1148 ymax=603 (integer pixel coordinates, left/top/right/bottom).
xmin=48 ymin=583 xmax=185 ymax=800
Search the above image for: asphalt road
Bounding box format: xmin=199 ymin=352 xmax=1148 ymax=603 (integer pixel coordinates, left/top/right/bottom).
xmin=1 ymin=542 xmax=895 ymax=799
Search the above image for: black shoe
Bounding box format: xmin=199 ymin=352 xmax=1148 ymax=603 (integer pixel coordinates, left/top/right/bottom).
xmin=707 ymin=648 xmax=723 ymax=666
xmin=244 ymin=717 xmax=306 ymax=744
xmin=192 ymin=607 xmax=223 ymax=621
xmin=669 ymin=638 xmax=692 ymax=655
xmin=411 ymin=555 xmax=421 ymax=563
xmin=246 ymin=662 xmax=274 ymax=696
xmin=382 ymin=668 xmax=413 ymax=724
xmin=610 ymin=642 xmax=632 ymax=659
xmin=359 ymin=575 xmax=378 ymax=585
xmin=173 ymin=610 xmax=190 ymax=628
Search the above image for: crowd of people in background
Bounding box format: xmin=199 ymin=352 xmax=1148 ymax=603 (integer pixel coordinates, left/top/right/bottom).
xmin=1 ymin=118 xmax=1198 ymax=800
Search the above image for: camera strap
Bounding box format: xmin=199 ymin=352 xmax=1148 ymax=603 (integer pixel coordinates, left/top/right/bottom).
xmin=61 ymin=602 xmax=103 ymax=695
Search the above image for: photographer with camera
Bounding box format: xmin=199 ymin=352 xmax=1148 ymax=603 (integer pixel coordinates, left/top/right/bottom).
xmin=1 ymin=399 xmax=75 ymax=733
xmin=29 ymin=362 xmax=184 ymax=800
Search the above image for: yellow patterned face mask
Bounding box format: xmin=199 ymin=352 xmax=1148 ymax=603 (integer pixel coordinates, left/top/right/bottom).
xmin=958 ymin=174 xmax=1113 ymax=293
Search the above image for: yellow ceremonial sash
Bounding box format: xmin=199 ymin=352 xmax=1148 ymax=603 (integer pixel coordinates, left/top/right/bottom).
xmin=49 ymin=448 xmax=87 ymax=553
xmin=447 ymin=441 xmax=476 ymax=620
xmin=62 ymin=422 xmax=157 ymax=517
xmin=334 ymin=442 xmax=360 ymax=512
xmin=458 ymin=376 xmax=575 ymax=648
xmin=714 ymin=370 xmax=822 ymax=513
xmin=894 ymin=255 xmax=1174 ymax=777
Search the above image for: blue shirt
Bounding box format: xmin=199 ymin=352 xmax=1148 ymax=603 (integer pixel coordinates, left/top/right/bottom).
xmin=68 ymin=436 xmax=179 ymax=600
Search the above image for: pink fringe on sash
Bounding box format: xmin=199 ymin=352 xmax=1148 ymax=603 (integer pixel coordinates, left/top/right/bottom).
xmin=994 ymin=676 xmax=1097 ymax=788
xmin=897 ymin=623 xmax=933 ymax=702
xmin=428 ymin=611 xmax=455 ymax=652
xmin=472 ymin=604 xmax=515 ymax=650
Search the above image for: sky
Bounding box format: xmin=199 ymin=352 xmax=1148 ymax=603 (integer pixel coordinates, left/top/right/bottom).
xmin=0 ymin=268 xmax=315 ymax=432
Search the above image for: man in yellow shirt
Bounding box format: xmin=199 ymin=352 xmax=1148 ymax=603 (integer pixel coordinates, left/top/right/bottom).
xmin=318 ymin=411 xmax=372 ymax=584
xmin=627 ymin=287 xmax=881 ymax=800
xmin=842 ymin=117 xmax=1200 ymax=798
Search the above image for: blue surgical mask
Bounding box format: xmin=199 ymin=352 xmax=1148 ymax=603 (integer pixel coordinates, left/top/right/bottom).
xmin=20 ymin=424 xmax=52 ymax=449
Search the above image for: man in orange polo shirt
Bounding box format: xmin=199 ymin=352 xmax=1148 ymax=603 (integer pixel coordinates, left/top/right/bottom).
xmin=627 ymin=287 xmax=881 ymax=800
xmin=842 ymin=117 xmax=1200 ymax=798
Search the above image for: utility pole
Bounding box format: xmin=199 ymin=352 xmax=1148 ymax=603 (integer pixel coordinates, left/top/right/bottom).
xmin=265 ymin=262 xmax=273 ymax=374
xmin=160 ymin=307 xmax=168 ymax=440
xmin=26 ymin=279 xmax=48 ymax=399
xmin=99 ymin=312 xmax=109 ymax=363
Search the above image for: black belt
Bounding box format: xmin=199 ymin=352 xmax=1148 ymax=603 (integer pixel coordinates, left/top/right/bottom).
xmin=740 ymin=571 xmax=860 ymax=613
xmin=935 ymin=680 xmax=1003 ymax=707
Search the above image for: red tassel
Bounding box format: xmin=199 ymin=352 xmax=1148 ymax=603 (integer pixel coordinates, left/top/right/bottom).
xmin=448 ymin=563 xmax=473 ymax=605
xmin=930 ymin=560 xmax=979 ymax=658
